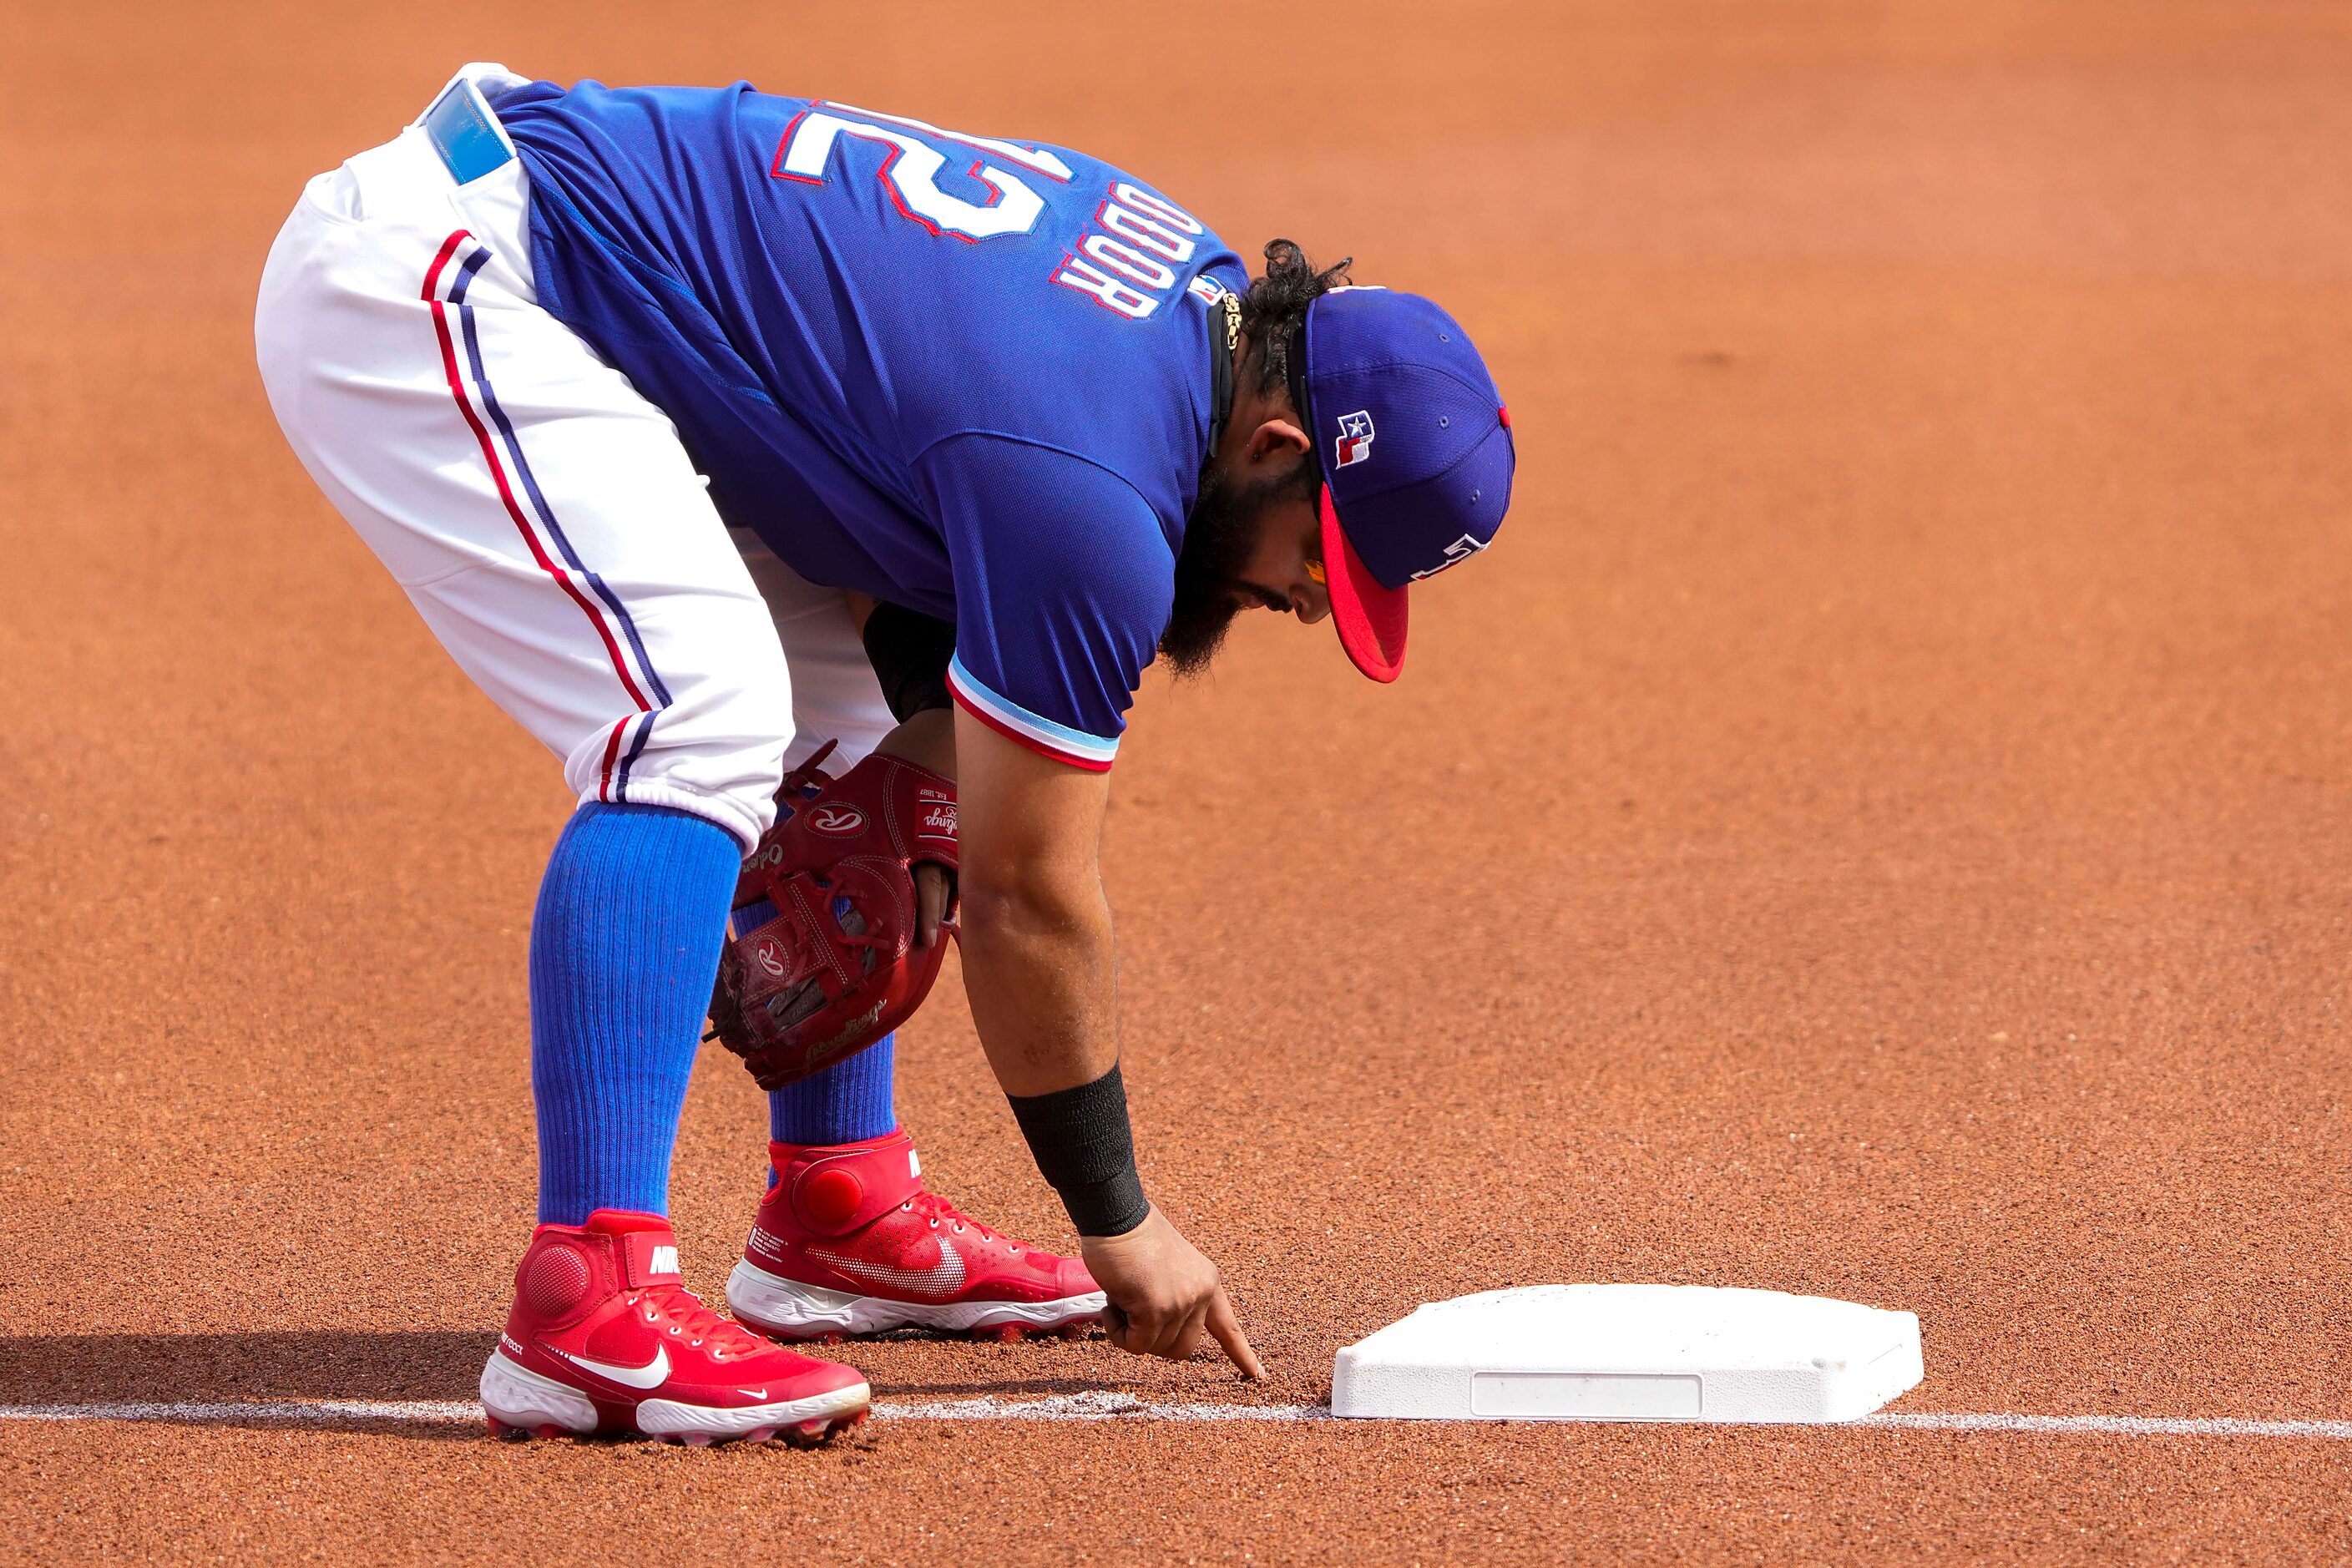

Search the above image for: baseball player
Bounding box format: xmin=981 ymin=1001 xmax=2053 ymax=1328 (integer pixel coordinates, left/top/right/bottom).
xmin=255 ymin=63 xmax=1515 ymax=1444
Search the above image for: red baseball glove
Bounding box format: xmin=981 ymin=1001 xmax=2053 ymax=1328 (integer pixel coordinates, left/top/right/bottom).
xmin=707 ymin=741 xmax=959 ymax=1090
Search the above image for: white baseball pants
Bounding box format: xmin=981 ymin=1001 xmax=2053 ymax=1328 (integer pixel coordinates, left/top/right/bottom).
xmin=255 ymin=68 xmax=891 ymax=851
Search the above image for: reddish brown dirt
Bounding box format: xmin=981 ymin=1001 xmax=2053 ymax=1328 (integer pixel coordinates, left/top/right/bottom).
xmin=5 ymin=0 xmax=2350 ymax=1561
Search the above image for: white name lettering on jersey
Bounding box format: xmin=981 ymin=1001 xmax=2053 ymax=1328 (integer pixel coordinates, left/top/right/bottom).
xmin=1054 ymin=184 xmax=1209 ymax=321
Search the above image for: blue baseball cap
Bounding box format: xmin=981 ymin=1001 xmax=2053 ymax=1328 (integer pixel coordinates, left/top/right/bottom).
xmin=1289 ymin=287 xmax=1515 ymax=681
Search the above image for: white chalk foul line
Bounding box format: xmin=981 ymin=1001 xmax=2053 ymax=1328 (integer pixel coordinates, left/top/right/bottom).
xmin=0 ymin=1396 xmax=2346 ymax=1438
xmin=0 ymin=1400 xmax=483 ymax=1425
xmin=0 ymin=1393 xmax=1320 ymax=1428
xmin=878 ymin=1393 xmax=1329 ymax=1422
xmin=1858 ymin=1412 xmax=2352 ymax=1439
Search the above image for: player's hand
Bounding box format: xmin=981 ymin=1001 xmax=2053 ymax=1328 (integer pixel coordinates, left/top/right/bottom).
xmin=913 ymin=862 xmax=955 ymax=949
xmin=1080 ymin=1206 xmax=1266 ymax=1379
xmin=881 ymin=711 xmax=959 ymax=950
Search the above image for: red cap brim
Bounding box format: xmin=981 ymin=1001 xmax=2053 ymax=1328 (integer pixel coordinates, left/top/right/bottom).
xmin=1320 ymin=486 xmax=1407 ymax=683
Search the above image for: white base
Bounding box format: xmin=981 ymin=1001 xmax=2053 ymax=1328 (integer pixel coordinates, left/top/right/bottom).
xmin=729 ymin=1259 xmax=1106 ymax=1337
xmin=1332 ymin=1284 xmax=1923 ymax=1424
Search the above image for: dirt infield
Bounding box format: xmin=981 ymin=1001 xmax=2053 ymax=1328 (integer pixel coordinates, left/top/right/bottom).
xmin=5 ymin=0 xmax=2349 ymax=1560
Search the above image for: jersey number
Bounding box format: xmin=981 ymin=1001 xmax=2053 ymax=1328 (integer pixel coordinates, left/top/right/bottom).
xmin=771 ymin=104 xmax=1072 ymax=241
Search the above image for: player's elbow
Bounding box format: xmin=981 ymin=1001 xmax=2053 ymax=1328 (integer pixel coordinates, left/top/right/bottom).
xmin=959 ymin=853 xmax=1109 ymax=952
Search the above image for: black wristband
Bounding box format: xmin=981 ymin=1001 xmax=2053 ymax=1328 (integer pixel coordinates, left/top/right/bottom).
xmin=861 ymin=600 xmax=956 ymax=724
xmin=1006 ymin=1064 xmax=1151 ymax=1238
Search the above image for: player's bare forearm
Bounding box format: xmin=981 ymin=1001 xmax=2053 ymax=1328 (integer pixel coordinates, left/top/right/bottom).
xmin=959 ymin=864 xmax=1120 ymax=1095
xmin=951 ymin=704 xmax=1120 ymax=1095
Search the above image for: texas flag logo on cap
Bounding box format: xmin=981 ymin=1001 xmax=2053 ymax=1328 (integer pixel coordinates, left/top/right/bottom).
xmin=1297 ymin=290 xmax=1516 ymax=683
xmin=1333 ymin=410 xmax=1376 ymax=468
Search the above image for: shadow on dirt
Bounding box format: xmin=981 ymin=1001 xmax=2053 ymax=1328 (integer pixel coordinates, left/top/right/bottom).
xmin=0 ymin=1330 xmax=497 ymax=1404
xmin=866 ymin=1374 xmax=1124 ymax=1398
xmin=0 ymin=1333 xmax=1179 ymax=1442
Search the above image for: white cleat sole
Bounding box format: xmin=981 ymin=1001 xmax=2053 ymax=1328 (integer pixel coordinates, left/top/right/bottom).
xmin=480 ymin=1350 xmax=598 ymax=1435
xmin=728 ymin=1259 xmax=1107 ymax=1340
xmin=479 ymin=1349 xmax=871 ymax=1444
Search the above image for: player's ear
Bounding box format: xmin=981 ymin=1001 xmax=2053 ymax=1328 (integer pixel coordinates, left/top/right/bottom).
xmin=1244 ymin=416 xmax=1313 ymax=467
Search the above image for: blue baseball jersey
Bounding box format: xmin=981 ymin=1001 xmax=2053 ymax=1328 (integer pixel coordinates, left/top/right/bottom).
xmin=492 ymin=81 xmax=1248 ymax=769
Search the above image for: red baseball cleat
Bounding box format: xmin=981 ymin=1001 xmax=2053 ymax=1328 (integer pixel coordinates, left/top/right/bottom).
xmin=479 ymin=1210 xmax=870 ymax=1444
xmin=728 ymin=1130 xmax=1106 ymax=1342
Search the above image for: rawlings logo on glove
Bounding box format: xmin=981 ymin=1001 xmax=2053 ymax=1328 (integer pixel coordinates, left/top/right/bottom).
xmin=805 ymin=804 xmax=867 ymax=836
xmin=706 ymin=741 xmax=959 ymax=1090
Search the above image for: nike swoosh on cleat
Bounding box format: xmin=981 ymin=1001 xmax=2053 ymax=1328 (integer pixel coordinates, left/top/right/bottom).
xmin=554 ymin=1345 xmax=670 ymax=1390
xmin=808 ymin=1232 xmax=967 ymax=1298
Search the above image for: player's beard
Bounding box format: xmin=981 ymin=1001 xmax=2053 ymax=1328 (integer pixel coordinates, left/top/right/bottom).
xmin=1161 ymin=468 xmax=1289 ymax=678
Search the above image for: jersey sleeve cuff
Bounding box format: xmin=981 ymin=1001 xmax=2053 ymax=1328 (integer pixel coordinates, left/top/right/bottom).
xmin=947 ymin=655 xmax=1120 ymax=772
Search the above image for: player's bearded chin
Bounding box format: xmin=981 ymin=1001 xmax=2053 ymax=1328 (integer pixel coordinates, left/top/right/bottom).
xmin=1161 ymin=467 xmax=1285 ymax=677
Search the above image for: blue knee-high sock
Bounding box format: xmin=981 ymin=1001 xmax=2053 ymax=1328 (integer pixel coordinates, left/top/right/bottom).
xmin=530 ymin=802 xmax=741 ymax=1226
xmin=768 ymin=1034 xmax=898 ymax=1147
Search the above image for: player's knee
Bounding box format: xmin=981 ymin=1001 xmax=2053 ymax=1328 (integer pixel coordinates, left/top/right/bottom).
xmin=580 ymin=667 xmax=797 ymax=851
xmin=691 ymin=675 xmax=799 ymax=820
xmin=725 ymin=683 xmax=800 ymax=817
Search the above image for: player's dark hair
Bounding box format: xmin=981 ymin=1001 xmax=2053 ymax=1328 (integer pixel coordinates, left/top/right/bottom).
xmin=1238 ymin=240 xmax=1352 ymax=400
xmin=1162 ymin=242 xmax=1351 ymax=677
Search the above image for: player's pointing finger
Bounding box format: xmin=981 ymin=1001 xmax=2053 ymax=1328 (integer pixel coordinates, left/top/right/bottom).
xmin=1207 ymin=1287 xmax=1267 ymax=1381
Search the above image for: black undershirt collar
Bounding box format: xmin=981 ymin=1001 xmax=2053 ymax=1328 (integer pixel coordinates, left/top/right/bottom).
xmin=1205 ymin=291 xmax=1240 ymax=458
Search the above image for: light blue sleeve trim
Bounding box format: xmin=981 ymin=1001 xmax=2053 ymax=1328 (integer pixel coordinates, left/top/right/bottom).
xmin=947 ymin=654 xmax=1121 ymax=766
